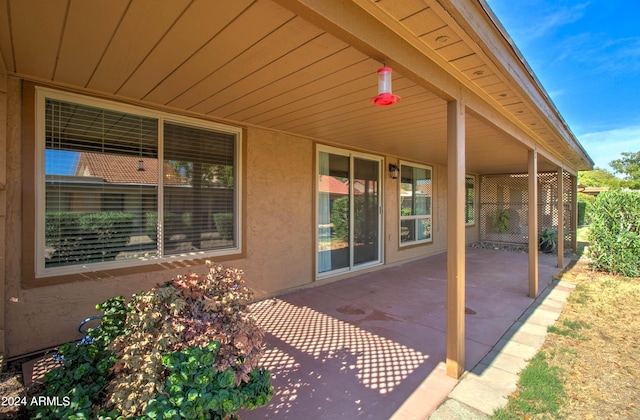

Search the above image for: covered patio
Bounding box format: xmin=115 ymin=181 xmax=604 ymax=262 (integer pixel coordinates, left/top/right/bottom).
xmin=243 ymin=247 xmax=567 ymax=419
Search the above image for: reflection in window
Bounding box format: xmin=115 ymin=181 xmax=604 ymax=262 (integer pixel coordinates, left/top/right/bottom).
xmin=399 ymin=163 xmax=432 ymax=245
xmin=39 ymin=93 xmax=240 ymax=276
xmin=465 ymin=175 xmax=476 ymax=225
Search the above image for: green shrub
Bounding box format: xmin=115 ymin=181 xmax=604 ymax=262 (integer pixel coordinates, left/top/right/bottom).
xmin=32 ymin=262 xmax=273 ymax=419
xmin=331 ymin=197 xmax=349 ymax=243
xmin=45 ymin=212 xmax=83 ymax=266
xmin=330 ymin=196 xmax=378 ymax=243
xmin=214 ymin=213 xmax=234 ymax=240
xmin=588 ymin=190 xmax=640 ymax=276
xmin=33 ymin=296 xmax=128 ymax=419
xmin=577 ymin=192 xmax=596 ymax=226
xmin=45 ymin=212 xmax=133 ymax=265
xmin=577 ymin=202 xmax=587 ymax=226
xmin=145 ymin=211 xmax=158 ymax=240
xmin=79 ymin=212 xmax=133 ymax=262
xmin=490 ymin=208 xmax=511 ymax=234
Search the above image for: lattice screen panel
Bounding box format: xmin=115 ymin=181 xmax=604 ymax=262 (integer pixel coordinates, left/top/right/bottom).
xmin=479 ymin=171 xmax=574 ymax=247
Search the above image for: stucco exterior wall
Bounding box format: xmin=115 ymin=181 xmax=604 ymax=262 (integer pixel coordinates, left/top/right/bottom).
xmin=2 ymin=85 xmax=318 ymax=356
xmin=239 ymin=128 xmax=314 ymax=296
xmin=3 ymin=80 xmax=477 ymax=357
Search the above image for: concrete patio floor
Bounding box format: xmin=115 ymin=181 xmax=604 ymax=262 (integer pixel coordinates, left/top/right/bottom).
xmin=241 ymin=247 xmax=568 ymax=419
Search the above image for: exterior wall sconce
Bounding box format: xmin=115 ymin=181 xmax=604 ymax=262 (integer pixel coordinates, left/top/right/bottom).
xmin=138 ymin=159 xmax=145 ymax=171
xmin=371 ymin=66 xmax=400 ymax=106
xmin=389 ymin=164 xmax=399 ymax=179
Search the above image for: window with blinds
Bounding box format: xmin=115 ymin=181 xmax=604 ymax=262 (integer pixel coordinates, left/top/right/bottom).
xmin=163 ymin=122 xmax=236 ymax=255
xmin=38 ymin=90 xmax=241 ymax=277
xmin=399 ymin=162 xmax=433 ymax=245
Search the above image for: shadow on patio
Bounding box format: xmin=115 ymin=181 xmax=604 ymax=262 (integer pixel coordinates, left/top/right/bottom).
xmin=241 ymin=247 xmax=564 ymax=419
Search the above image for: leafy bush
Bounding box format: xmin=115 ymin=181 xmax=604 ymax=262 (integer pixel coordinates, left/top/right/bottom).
xmin=34 ymin=296 xmax=128 ymax=419
xmin=79 ymin=212 xmax=133 ymax=262
xmin=588 ymin=190 xmax=640 ymax=276
xmin=45 ymin=212 xmax=83 ymax=266
xmin=45 ymin=211 xmax=133 ymax=265
xmin=214 ymin=213 xmax=234 ymax=240
xmin=490 ymin=208 xmax=511 ymax=234
xmin=331 ymin=196 xmax=378 ymax=243
xmin=331 ymin=197 xmax=349 ymax=243
xmin=577 ymin=192 xmax=596 ymax=226
xmin=32 ymin=262 xmax=273 ymax=419
xmin=145 ymin=211 xmax=159 ymax=240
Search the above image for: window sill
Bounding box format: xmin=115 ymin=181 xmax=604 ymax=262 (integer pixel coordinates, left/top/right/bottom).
xmin=24 ymin=251 xmax=244 ymax=289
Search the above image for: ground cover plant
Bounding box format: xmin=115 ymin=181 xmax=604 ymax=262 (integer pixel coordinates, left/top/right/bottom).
xmin=492 ymin=257 xmax=640 ymax=419
xmin=21 ymin=261 xmax=273 ymax=419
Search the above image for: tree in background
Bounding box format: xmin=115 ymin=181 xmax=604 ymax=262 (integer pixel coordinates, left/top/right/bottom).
xmin=610 ymin=151 xmax=640 ymax=189
xmin=578 ymin=167 xmax=620 ymax=189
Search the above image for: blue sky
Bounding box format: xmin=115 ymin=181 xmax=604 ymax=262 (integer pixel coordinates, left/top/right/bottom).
xmin=485 ymin=0 xmax=640 ymax=172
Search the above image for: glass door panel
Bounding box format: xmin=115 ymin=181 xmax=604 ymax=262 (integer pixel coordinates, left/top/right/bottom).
xmin=318 ymin=152 xmax=350 ymax=273
xmin=317 ymin=148 xmax=382 ymax=276
xmin=353 ymin=157 xmax=380 ymax=266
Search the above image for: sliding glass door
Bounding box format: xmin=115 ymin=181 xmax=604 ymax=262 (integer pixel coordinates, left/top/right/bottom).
xmin=317 ymin=146 xmax=382 ymax=277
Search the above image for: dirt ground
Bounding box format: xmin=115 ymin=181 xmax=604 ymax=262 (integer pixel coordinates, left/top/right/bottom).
xmin=0 ymin=358 xmax=29 ymax=419
xmin=542 ymin=257 xmax=640 ymax=419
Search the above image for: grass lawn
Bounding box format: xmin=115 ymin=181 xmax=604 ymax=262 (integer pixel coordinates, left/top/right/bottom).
xmin=492 ymin=254 xmax=640 ymax=419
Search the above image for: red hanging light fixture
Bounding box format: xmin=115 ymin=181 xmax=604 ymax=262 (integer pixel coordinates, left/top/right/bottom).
xmin=371 ymin=66 xmax=400 ymax=106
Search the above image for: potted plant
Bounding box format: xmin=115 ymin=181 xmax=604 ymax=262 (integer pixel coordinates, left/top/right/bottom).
xmin=490 ymin=208 xmax=511 ymax=234
xmin=539 ymin=227 xmax=558 ymax=253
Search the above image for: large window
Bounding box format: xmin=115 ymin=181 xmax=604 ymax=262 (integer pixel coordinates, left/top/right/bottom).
xmin=399 ymin=162 xmax=432 ymax=245
xmin=37 ymin=89 xmax=241 ymax=277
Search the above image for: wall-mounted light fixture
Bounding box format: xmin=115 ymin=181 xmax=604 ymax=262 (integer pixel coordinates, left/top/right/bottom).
xmin=371 ymin=66 xmax=400 ymax=106
xmin=138 ymin=159 xmax=145 ymax=171
xmin=389 ymin=164 xmax=399 ymax=179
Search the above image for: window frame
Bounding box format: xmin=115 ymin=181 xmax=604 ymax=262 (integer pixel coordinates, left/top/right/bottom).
xmin=465 ymin=174 xmax=476 ymax=226
xmin=398 ymin=161 xmax=433 ymax=247
xmin=34 ymin=87 xmax=243 ymax=279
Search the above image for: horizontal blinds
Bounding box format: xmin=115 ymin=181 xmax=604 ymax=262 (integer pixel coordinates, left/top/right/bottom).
xmin=44 ymin=98 xmax=159 ymax=268
xmin=45 ymin=98 xmax=157 ymax=157
xmin=163 ymin=122 xmax=236 ymax=254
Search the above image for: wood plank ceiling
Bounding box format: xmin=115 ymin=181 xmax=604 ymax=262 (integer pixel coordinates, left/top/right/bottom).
xmin=0 ymin=0 xmax=590 ymax=174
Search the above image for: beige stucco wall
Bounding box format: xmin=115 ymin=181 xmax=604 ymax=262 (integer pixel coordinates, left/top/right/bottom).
xmin=239 ymin=127 xmax=314 ymax=296
xmin=3 ymin=79 xmax=480 ymax=357
xmin=2 ymin=82 xmax=318 ymax=356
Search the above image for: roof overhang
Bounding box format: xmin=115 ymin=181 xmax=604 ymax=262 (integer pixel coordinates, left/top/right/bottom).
xmin=0 ymin=0 xmax=593 ymax=174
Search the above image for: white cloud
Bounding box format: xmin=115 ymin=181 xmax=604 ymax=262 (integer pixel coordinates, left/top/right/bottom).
xmin=525 ymin=2 xmax=589 ymax=40
xmin=578 ymin=126 xmax=640 ymax=171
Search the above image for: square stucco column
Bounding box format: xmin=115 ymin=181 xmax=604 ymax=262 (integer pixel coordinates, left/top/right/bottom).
xmin=557 ymin=168 xmax=564 ymax=268
xmin=528 ymin=150 xmax=538 ymax=298
xmin=446 ymin=99 xmax=465 ymax=378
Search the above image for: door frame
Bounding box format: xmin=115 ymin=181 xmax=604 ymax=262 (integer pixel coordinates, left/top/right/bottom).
xmin=315 ymin=144 xmax=384 ymax=279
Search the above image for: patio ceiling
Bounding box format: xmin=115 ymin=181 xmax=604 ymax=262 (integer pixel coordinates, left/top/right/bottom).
xmin=0 ymin=0 xmax=592 ymax=174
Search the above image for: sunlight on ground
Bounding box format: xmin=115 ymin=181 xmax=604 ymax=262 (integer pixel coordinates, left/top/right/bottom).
xmin=251 ymin=299 xmax=429 ymax=398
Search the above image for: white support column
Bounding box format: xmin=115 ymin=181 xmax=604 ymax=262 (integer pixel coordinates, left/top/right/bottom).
xmin=557 ymin=168 xmax=564 ymax=268
xmin=528 ymin=150 xmax=539 ymax=298
xmin=446 ymin=99 xmax=465 ymax=379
